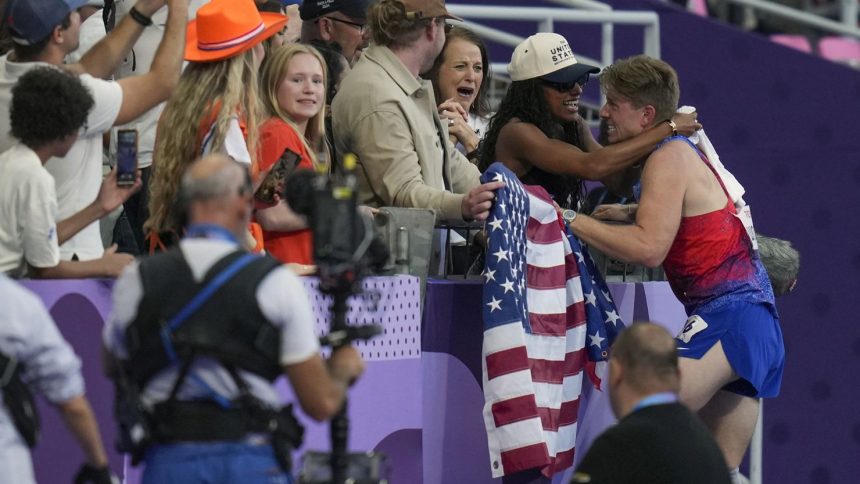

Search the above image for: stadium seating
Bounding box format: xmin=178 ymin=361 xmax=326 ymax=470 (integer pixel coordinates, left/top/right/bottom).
xmin=818 ymin=35 xmax=860 ymax=66
xmin=769 ymin=33 xmax=814 ymax=53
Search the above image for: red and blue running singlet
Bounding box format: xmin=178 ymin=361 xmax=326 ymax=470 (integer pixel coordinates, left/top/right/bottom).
xmin=657 ymin=136 xmax=775 ymax=315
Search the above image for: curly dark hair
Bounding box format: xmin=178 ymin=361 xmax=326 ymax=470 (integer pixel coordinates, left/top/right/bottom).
xmin=10 ymin=67 xmax=94 ymax=148
xmin=479 ymin=78 xmax=586 ymax=208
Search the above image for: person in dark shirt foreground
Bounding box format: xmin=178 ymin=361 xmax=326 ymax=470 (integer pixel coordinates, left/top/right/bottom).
xmin=573 ymin=322 xmax=731 ymax=484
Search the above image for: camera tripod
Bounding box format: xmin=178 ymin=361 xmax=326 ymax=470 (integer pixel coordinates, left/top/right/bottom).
xmin=303 ymin=288 xmax=385 ymax=484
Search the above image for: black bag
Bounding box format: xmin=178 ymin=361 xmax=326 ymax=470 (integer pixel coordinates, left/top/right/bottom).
xmin=0 ymin=351 xmax=40 ymax=447
xmin=235 ymin=369 xmax=304 ymax=473
xmin=267 ymin=403 xmax=305 ymax=473
xmin=113 ymin=370 xmax=153 ymax=465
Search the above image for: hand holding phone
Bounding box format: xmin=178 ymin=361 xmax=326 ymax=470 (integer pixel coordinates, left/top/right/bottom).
xmin=255 ymin=147 xmax=302 ymax=205
xmin=116 ymin=129 xmax=138 ymax=187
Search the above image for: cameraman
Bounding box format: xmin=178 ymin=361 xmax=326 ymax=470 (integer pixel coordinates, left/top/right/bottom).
xmin=0 ymin=274 xmax=115 ymax=483
xmin=102 ymin=154 xmax=364 ymax=483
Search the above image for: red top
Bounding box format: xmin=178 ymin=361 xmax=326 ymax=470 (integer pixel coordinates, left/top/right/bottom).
xmin=660 ymin=138 xmax=757 ymax=313
xmin=255 ymin=117 xmax=314 ymax=265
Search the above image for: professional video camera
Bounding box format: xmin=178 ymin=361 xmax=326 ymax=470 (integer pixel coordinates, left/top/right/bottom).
xmin=284 ymin=155 xmax=388 ymax=295
xmin=284 ymin=154 xmax=390 ymax=483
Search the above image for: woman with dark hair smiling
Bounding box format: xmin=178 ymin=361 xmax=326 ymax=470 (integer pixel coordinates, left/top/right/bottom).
xmin=426 ymin=25 xmax=492 ymax=160
xmin=479 ymin=33 xmax=700 ymax=209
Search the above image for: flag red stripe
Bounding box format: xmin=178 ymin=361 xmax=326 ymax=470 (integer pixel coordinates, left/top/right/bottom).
xmin=529 ymin=348 xmax=588 ymax=383
xmin=564 ymin=253 xmax=579 ymax=279
xmin=526 ymin=263 xmax=568 ymax=289
xmin=500 ymin=443 xmax=551 ymax=475
xmin=492 ymin=394 xmax=541 ymax=427
xmin=486 ymin=346 xmax=530 ymax=381
xmin=567 ymin=302 xmax=587 ymax=328
xmin=531 ymin=306 xmax=588 ymax=334
xmin=527 ymin=217 xmax=564 ymax=244
xmin=537 ymin=398 xmax=581 ymax=430
xmin=541 ymin=447 xmax=576 ymax=478
xmin=529 ymin=312 xmax=567 ymax=336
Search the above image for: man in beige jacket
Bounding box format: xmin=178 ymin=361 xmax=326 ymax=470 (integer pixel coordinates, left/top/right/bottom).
xmin=332 ymin=0 xmax=501 ymax=224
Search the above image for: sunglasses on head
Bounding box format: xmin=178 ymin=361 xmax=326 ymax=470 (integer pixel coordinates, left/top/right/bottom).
xmin=540 ymin=73 xmax=591 ymax=92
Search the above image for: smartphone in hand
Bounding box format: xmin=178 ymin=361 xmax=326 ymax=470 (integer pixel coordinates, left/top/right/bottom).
xmin=116 ymin=129 xmax=138 ymax=187
xmin=255 ymin=147 xmax=302 ymax=204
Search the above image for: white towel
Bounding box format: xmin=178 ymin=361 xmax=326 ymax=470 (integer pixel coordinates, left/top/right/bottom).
xmin=678 ymin=105 xmax=747 ymax=209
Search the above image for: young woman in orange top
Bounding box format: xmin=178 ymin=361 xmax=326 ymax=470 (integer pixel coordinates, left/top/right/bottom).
xmin=256 ymin=43 xmax=330 ymax=265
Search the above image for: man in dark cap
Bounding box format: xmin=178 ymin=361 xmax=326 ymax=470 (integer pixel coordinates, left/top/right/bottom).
xmin=299 ymin=0 xmax=374 ymax=65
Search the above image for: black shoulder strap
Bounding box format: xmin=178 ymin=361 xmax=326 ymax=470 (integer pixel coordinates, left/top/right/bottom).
xmin=0 ymin=351 xmax=40 ymax=447
xmin=127 ymin=249 xmax=284 ymax=387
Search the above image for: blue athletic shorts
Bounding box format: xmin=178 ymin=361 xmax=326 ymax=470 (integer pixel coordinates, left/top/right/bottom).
xmin=675 ymin=300 xmax=785 ymax=398
xmin=143 ymin=442 xmax=292 ymax=484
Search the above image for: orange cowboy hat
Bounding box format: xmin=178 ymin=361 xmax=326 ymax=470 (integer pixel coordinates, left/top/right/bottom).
xmin=185 ymin=0 xmax=287 ymax=63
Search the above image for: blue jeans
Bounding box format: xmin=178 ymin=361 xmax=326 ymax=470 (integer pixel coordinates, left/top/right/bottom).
xmin=142 ymin=442 xmax=292 ymax=484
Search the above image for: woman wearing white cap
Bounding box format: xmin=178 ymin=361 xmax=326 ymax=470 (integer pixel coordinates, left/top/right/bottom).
xmin=479 ymin=33 xmax=700 ymax=209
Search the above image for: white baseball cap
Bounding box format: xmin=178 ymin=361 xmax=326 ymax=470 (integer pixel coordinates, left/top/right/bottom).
xmin=507 ymin=32 xmax=600 ymax=83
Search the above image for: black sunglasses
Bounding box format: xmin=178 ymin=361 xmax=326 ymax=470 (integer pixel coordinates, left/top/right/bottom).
xmin=541 ymin=73 xmax=590 ymax=92
xmin=321 ymin=16 xmax=368 ymax=34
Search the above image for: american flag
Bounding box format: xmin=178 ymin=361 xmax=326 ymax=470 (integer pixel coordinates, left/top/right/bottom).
xmin=480 ymin=163 xmax=624 ymax=478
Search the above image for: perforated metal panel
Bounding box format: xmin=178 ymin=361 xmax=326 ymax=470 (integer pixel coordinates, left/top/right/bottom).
xmin=303 ymin=275 xmax=422 ymax=360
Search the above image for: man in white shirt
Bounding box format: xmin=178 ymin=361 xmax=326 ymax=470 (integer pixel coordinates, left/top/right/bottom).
xmin=0 ymin=273 xmax=117 ymax=483
xmin=0 ymin=0 xmax=188 ymax=261
xmin=0 ymin=67 xmax=138 ymax=278
xmin=103 ymin=154 xmax=365 ymax=481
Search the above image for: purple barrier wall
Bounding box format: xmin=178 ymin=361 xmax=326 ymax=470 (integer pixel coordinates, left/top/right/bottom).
xmin=20 ymin=276 xmax=424 ymax=484
xmin=450 ymin=2 xmax=860 ymax=480
xmin=22 ymin=276 xmax=688 ymax=484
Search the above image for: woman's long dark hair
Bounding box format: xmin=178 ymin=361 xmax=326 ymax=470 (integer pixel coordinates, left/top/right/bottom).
xmin=479 ymin=78 xmax=586 ymax=208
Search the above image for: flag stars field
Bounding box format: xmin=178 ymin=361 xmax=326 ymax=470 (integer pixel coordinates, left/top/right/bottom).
xmin=584 ymin=289 xmax=597 ymax=306
xmin=589 ymin=331 xmax=606 ymax=347
xmin=605 ymin=309 xmax=621 ymax=326
xmin=487 ymin=296 xmax=503 ymax=312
